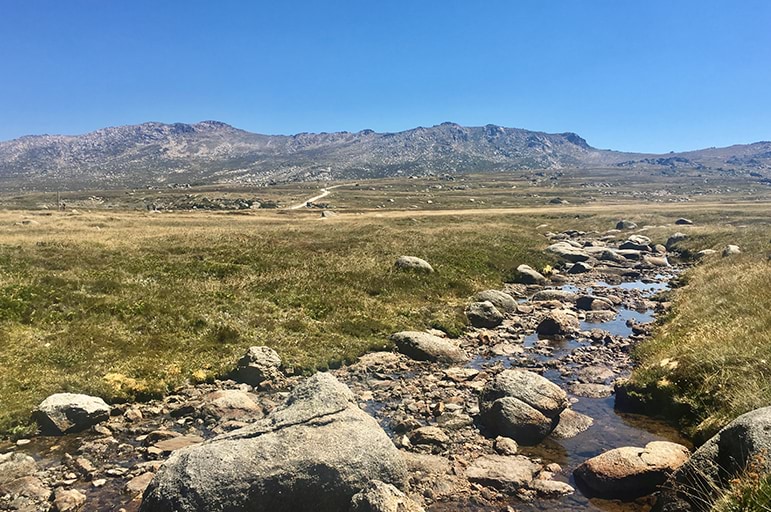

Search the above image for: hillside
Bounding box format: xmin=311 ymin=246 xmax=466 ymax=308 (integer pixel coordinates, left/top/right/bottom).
xmin=0 ymin=121 xmax=769 ymax=189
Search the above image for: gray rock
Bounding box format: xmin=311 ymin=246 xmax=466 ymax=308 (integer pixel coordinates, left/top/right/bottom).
xmin=576 ymin=295 xmax=614 ymax=311
xmin=531 ymin=289 xmax=577 ymax=302
xmin=350 ymin=480 xmax=425 ymax=512
xmin=666 ymin=233 xmax=687 ymax=249
xmin=394 ymin=256 xmax=434 ymax=273
xmin=34 ymin=393 xmax=110 ymax=434
xmin=493 ymin=436 xmax=519 ymax=455
xmin=480 ymin=370 xmax=568 ymax=444
xmin=654 ymin=406 xmax=771 ymax=512
xmin=391 ymin=331 xmax=467 ymax=363
xmin=202 ymin=390 xmax=262 ymax=420
xmin=616 ymin=220 xmax=638 ymax=230
xmin=536 ymin=310 xmax=580 ymax=336
xmin=675 ymin=218 xmax=693 ymax=225
xmin=569 ymin=383 xmax=614 ymax=398
xmin=140 ymin=373 xmax=408 ymax=512
xmin=598 ymin=249 xmax=628 ymax=263
xmin=231 ymin=346 xmax=282 ymax=386
xmin=546 ymin=242 xmax=591 ymax=263
xmin=550 ymin=409 xmax=594 ymax=439
xmin=0 ymin=453 xmax=37 ymax=485
xmin=642 ymin=255 xmax=670 ymax=268
xmin=465 ymin=301 xmax=504 ymax=328
xmin=473 ymin=290 xmax=517 ymax=313
xmin=575 ymin=441 xmax=689 ymax=498
xmin=567 ymin=261 xmax=593 ymax=274
xmin=512 ymin=264 xmax=547 ymax=285
xmin=466 ymin=455 xmax=540 ymax=492
xmin=53 ymin=488 xmax=87 ymax=511
xmin=616 ymin=249 xmax=643 ymax=260
xmin=530 ymin=478 xmax=575 ymax=497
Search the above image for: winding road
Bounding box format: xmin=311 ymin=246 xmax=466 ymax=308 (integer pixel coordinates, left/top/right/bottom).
xmin=288 ymin=184 xmax=344 ymax=210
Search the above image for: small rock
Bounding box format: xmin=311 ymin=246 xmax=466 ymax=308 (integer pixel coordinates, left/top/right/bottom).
xmin=231 ymin=346 xmax=283 ymax=386
xmin=125 ymin=472 xmax=155 ymax=495
xmin=53 ymin=488 xmax=87 ymax=511
xmin=616 ymin=220 xmax=637 ymax=230
xmin=494 ymin=436 xmax=519 ymax=456
xmin=466 ymin=455 xmax=540 ymax=492
xmin=722 ymin=245 xmax=740 ymax=256
xmin=350 ymin=480 xmax=425 ymax=512
xmin=394 ymin=256 xmax=434 ymax=273
xmin=675 ymin=218 xmax=693 ymax=225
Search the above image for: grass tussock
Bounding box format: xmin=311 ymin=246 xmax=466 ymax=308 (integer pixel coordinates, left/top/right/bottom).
xmin=0 ymin=209 xmax=555 ymax=434
xmin=711 ymin=456 xmax=771 ymax=512
xmin=629 ymin=223 xmax=771 ymax=440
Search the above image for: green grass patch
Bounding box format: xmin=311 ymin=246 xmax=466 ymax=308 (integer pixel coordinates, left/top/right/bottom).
xmin=0 ymin=210 xmax=554 ymax=434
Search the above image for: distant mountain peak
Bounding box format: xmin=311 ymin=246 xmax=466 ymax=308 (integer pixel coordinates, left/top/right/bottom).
xmin=0 ymin=121 xmax=767 ymax=190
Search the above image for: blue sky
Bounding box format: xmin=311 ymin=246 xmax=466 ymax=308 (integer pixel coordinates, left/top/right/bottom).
xmin=1 ymin=1 xmax=769 ymax=152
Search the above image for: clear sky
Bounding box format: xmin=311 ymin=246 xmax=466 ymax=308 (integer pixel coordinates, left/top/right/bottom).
xmin=1 ymin=1 xmax=769 ymax=152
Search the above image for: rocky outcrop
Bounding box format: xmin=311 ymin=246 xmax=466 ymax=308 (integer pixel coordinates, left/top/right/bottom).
xmin=391 ymin=331 xmax=468 ymax=363
xmin=140 ymin=373 xmax=408 ymax=512
xmin=394 ymin=256 xmax=434 ymax=273
xmin=574 ymin=441 xmax=689 ymax=498
xmin=34 ymin=393 xmax=110 ymax=434
xmin=479 ymin=370 xmax=569 ymax=444
xmin=654 ymin=406 xmax=771 ymax=512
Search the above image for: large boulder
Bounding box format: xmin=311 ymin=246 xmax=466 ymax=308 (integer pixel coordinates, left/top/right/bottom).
xmin=536 ymin=310 xmax=580 ymax=336
xmin=394 ymin=256 xmax=434 ymax=273
xmin=231 ymin=346 xmax=283 ymax=386
xmin=465 ymin=301 xmax=504 ymax=328
xmin=34 ymin=393 xmax=110 ymax=434
xmin=140 ymin=373 xmax=408 ymax=512
xmin=654 ymin=406 xmax=771 ymax=512
xmin=479 ymin=370 xmax=568 ymax=445
xmin=391 ymin=331 xmax=467 ymax=363
xmin=512 ymin=264 xmax=547 ymax=285
xmin=574 ymin=441 xmax=689 ymax=498
xmin=473 ymin=290 xmax=517 ymax=313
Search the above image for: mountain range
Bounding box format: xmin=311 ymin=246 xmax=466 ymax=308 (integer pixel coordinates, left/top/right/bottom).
xmin=0 ymin=121 xmax=769 ymax=189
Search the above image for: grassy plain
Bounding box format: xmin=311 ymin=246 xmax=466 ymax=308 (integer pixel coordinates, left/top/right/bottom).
xmin=0 ymin=172 xmax=769 ymax=438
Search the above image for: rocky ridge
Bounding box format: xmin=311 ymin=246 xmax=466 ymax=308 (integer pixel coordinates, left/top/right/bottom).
xmin=1 ymin=121 xmax=769 ymax=190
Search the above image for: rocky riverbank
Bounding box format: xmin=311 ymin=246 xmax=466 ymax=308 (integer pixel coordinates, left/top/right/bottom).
xmin=2 ymin=222 xmax=713 ymax=512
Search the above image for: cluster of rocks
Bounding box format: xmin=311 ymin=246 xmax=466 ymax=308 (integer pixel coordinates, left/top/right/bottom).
xmin=0 ymin=219 xmax=757 ymax=511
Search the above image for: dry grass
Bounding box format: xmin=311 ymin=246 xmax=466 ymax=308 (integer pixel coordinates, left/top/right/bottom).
xmin=628 ymin=222 xmax=771 ymax=440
